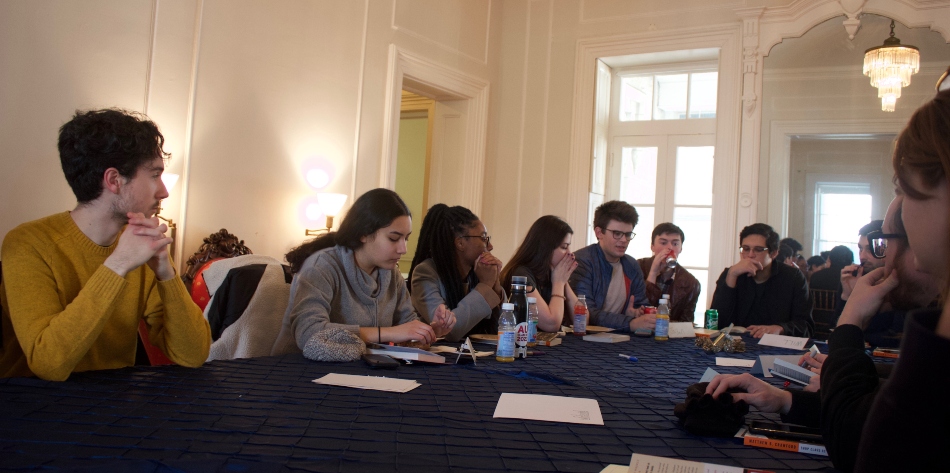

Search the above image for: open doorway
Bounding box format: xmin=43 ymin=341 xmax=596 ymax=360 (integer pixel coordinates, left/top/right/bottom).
xmin=395 ymin=91 xmax=434 ymax=270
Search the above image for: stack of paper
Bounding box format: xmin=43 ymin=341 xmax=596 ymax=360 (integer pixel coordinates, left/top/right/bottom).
xmin=313 ymin=373 xmax=420 ymax=393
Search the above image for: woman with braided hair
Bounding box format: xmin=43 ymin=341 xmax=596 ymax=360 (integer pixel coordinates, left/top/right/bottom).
xmin=408 ymin=204 xmax=505 ymax=342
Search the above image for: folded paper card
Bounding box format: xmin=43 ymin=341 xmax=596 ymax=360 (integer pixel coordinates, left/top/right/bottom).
xmin=758 ymin=334 xmax=808 ymax=350
xmin=493 ymin=393 xmax=603 ymax=425
xmin=628 ymin=453 xmax=749 ymax=473
xmin=313 ymin=373 xmax=420 ymax=393
xmin=751 ymin=355 xmax=803 ymax=378
xmin=669 ymin=322 xmax=697 ymax=338
xmin=716 ymin=357 xmax=756 ymax=368
xmin=699 ymin=367 xmax=720 ymax=383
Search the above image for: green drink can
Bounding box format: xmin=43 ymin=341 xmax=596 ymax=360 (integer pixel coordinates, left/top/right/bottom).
xmin=705 ymin=309 xmax=718 ymax=330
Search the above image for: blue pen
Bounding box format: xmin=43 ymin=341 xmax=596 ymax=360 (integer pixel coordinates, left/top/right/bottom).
xmin=618 ymin=354 xmax=638 ymax=362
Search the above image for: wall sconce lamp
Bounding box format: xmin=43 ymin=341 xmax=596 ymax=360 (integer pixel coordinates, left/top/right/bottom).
xmin=305 ymin=192 xmax=348 ymax=236
xmin=157 ymin=173 xmax=180 ymax=257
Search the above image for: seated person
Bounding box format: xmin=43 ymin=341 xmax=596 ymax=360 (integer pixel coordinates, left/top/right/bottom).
xmin=0 ymin=109 xmax=211 ymax=381
xmin=569 ymin=201 xmax=654 ymax=332
xmin=500 ymin=215 xmax=579 ymax=331
xmin=636 ymin=222 xmax=701 ymax=323
xmin=271 ymin=189 xmax=455 ymax=354
xmin=776 ymin=244 xmax=796 ymax=268
xmin=809 ymin=245 xmax=854 ymax=293
xmin=408 ymin=204 xmax=503 ymax=342
xmin=805 ymin=255 xmax=826 ymax=283
xmin=709 ymin=223 xmax=813 ymax=338
xmin=842 ymin=88 xmax=950 ymax=472
xmin=779 ymin=237 xmax=805 ymax=273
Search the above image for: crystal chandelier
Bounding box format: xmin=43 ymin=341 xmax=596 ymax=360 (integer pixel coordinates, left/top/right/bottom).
xmin=863 ymin=20 xmax=920 ymax=112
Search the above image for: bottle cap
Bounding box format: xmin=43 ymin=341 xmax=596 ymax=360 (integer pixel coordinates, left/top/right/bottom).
xmin=659 ymin=299 xmax=668 ymax=305
xmin=662 ymin=294 xmax=670 ymax=299
xmin=527 ymin=297 xmax=537 ymax=303
xmin=502 ymin=303 xmax=515 ymax=310
xmin=511 ymin=276 xmax=528 ymax=284
xmin=578 ymin=294 xmax=586 ymax=300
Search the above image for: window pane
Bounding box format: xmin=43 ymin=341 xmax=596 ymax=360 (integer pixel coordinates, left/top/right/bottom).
xmin=626 ymin=206 xmax=654 ymax=260
xmin=817 ymin=192 xmax=870 ymax=257
xmin=688 ymin=269 xmax=709 ymax=326
xmin=654 ymin=74 xmax=688 ymax=120
xmin=674 ymin=146 xmax=714 ymax=206
xmin=672 ymin=207 xmax=711 ymax=268
xmin=688 ymin=72 xmax=718 ymax=118
xmin=620 ymin=76 xmax=653 ymax=121
xmin=620 ymin=147 xmax=657 ymax=204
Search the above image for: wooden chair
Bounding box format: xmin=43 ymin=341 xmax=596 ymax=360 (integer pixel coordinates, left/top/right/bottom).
xmin=810 ymin=288 xmax=838 ymax=340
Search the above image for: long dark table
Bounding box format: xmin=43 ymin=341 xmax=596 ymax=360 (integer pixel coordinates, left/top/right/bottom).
xmin=0 ymin=333 xmax=836 ymax=472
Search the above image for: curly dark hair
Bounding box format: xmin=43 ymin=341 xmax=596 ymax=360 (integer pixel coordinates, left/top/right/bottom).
xmin=739 ymin=223 xmax=780 ymax=254
xmin=285 ymin=188 xmax=410 ymax=273
xmin=500 ymin=215 xmax=573 ymax=292
xmin=593 ymin=200 xmax=638 ymax=231
xmin=58 ymin=108 xmax=170 ymax=203
xmin=408 ymin=203 xmax=481 ymax=309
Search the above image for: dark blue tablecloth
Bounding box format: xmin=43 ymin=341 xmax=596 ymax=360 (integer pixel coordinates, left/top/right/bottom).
xmin=0 ymin=333 xmax=837 ymax=472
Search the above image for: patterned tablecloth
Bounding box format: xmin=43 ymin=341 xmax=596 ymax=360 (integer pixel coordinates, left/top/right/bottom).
xmin=0 ymin=333 xmax=838 ymax=472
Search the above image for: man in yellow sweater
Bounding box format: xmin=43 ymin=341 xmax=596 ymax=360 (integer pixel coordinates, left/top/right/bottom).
xmin=0 ymin=109 xmax=211 ymax=381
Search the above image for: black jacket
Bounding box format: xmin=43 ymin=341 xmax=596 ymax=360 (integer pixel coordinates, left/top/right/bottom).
xmin=710 ymin=261 xmax=813 ymax=337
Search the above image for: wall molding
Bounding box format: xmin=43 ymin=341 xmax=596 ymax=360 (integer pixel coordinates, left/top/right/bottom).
xmin=380 ymin=45 xmax=490 ymax=214
xmin=176 ymin=0 xmax=205 ymax=268
xmin=578 ymin=0 xmax=744 ymax=24
xmin=763 ymin=62 xmax=949 ymax=82
xmin=390 ymin=0 xmax=491 ymax=65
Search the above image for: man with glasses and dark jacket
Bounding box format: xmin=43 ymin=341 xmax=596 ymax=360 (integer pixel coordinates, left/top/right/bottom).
xmin=569 ymin=201 xmax=654 ymax=332
xmin=710 ymin=223 xmax=813 ymax=338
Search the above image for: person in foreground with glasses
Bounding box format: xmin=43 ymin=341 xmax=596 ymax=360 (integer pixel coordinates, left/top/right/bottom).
xmin=822 ymin=89 xmax=950 ymax=472
xmin=709 ymin=223 xmax=813 ymax=338
xmin=569 ymin=201 xmax=654 ymax=332
xmin=271 ymin=189 xmax=456 ymax=356
xmin=408 ymin=204 xmax=505 ymax=341
xmin=500 ymin=215 xmax=579 ymax=331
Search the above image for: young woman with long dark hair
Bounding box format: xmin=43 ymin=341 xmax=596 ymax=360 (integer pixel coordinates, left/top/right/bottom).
xmin=408 ymin=204 xmax=504 ymax=342
xmin=270 ymin=188 xmax=454 ymax=355
xmin=500 ymin=215 xmax=578 ymax=332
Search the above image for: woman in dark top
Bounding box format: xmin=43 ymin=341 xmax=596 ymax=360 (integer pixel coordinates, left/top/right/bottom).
xmin=500 ymin=216 xmax=578 ymax=331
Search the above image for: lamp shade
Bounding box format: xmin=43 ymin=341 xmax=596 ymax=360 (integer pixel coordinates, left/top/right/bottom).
xmin=316 ymin=193 xmax=347 ymax=217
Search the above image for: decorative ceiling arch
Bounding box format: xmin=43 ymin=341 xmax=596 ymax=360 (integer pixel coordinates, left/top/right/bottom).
xmin=742 ymin=0 xmax=950 ymax=57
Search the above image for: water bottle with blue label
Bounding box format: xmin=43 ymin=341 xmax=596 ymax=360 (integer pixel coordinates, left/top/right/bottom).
xmin=526 ymin=297 xmax=539 ymax=346
xmin=496 ymin=303 xmax=516 ymax=362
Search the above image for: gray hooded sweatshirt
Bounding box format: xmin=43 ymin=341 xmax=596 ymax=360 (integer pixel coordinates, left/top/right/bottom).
xmin=271 ymin=245 xmax=418 ymax=355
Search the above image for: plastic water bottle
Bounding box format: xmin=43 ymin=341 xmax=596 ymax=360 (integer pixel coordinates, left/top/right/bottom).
xmin=526 ymin=297 xmax=539 ymax=346
xmin=655 ymin=298 xmax=670 ymax=341
xmin=496 ymin=303 xmax=516 ymax=362
xmin=573 ymin=295 xmax=588 ymax=336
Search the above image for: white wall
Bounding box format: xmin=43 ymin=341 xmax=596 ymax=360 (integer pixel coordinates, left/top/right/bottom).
xmin=0 ymin=0 xmax=498 ymax=264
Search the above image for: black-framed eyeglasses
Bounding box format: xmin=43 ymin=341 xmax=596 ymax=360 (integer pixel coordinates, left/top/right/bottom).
xmin=866 ymin=230 xmax=907 ymax=259
xmin=604 ymin=229 xmax=635 ymax=241
xmin=739 ymin=245 xmax=770 ymax=255
xmin=460 ymin=234 xmax=491 ymax=245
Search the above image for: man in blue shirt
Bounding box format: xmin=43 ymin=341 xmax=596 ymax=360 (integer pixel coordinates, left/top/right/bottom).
xmin=569 ymin=201 xmax=654 ymax=331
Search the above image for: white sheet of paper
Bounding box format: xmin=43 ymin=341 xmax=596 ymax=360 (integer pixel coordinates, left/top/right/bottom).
xmin=599 ymin=465 xmax=629 ymax=473
xmin=668 ymin=322 xmax=696 ymax=338
xmin=699 ymin=367 xmax=720 ymax=383
xmin=313 ymin=373 xmax=419 ymax=393
xmin=758 ymin=333 xmax=809 ymax=350
xmin=627 ymin=454 xmax=744 ymax=473
xmin=493 ymin=393 xmax=604 ymax=425
xmin=715 ymin=357 xmax=756 ymax=368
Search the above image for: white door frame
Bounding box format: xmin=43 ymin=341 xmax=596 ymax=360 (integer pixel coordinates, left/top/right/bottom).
xmin=380 ymin=45 xmax=490 ymax=214
xmin=766 ymin=118 xmax=906 ymax=236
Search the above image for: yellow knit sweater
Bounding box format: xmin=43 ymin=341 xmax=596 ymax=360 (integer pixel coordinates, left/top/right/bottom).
xmin=0 ymin=212 xmax=211 ymax=380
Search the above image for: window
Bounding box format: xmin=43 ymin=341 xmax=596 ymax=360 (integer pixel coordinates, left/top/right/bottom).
xmin=619 ymin=71 xmax=718 ymax=122
xmin=814 ymin=183 xmax=871 ymax=257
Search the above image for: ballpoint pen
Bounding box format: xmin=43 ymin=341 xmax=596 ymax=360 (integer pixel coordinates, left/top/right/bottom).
xmin=618 ymin=354 xmax=638 ymax=362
